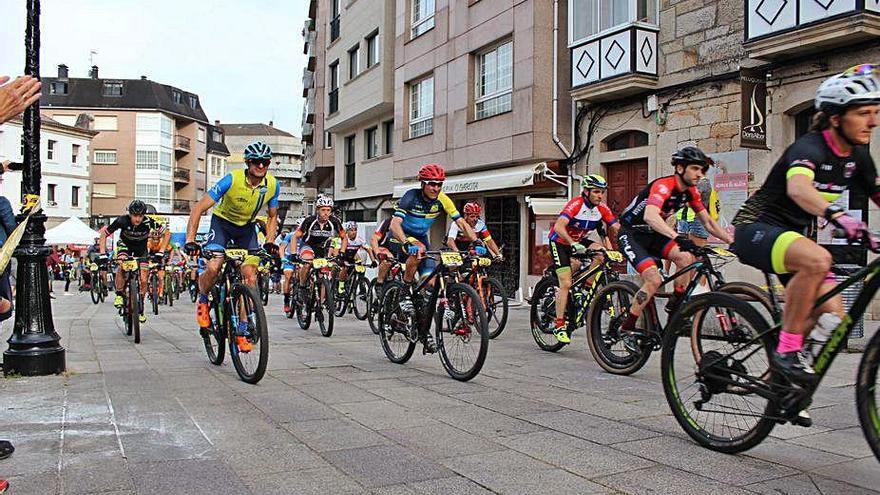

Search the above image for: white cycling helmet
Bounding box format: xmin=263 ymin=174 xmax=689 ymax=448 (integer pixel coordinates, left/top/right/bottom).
xmin=344 ymin=221 xmax=357 ymax=230
xmin=815 ymin=64 xmax=880 ymax=114
xmin=316 ymin=196 xmax=334 ymax=208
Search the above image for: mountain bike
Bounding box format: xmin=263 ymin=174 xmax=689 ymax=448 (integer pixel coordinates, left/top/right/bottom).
xmin=661 ymin=236 xmax=880 ymax=460
xmin=89 ymin=262 xmax=106 ymax=304
xmin=162 ymin=263 xmax=175 ymax=308
xmin=587 ymin=243 xmax=772 ymax=375
xmin=146 ymin=261 xmax=161 ymax=316
xmin=530 ymin=249 xmax=624 ymax=352
xmin=200 ymin=248 xmax=269 ymax=384
xmin=334 ymin=258 xmax=371 ymax=320
xmin=377 ymin=250 xmax=489 ymax=381
xmin=116 ymin=256 xmax=147 ymax=344
xmin=458 ymin=255 xmax=508 ymax=339
xmin=367 ymin=255 xmax=404 ymax=334
xmin=258 ymin=259 xmax=271 ymax=306
xmin=293 ymin=256 xmax=336 ymax=337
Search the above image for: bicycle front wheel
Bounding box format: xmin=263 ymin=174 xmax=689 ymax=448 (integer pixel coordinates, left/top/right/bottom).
xmin=260 ymin=274 xmax=269 ymax=306
xmin=129 ymin=279 xmax=141 ymax=344
xmin=436 ymin=283 xmax=489 ymax=381
xmin=317 ymin=278 xmax=334 ymax=337
xmin=857 ymin=329 xmax=880 ymax=462
xmin=482 ymin=277 xmax=508 ymax=339
xmin=90 ymin=278 xmax=101 ymax=305
xmin=586 ymin=280 xmax=653 ymax=375
xmin=367 ymin=279 xmax=381 ymax=334
xmin=378 ymin=281 xmax=416 ymax=364
xmin=228 ymin=284 xmax=269 ymax=384
xmin=150 ymin=273 xmax=159 ymax=316
xmin=353 ymin=276 xmax=370 ymax=321
xmin=203 ymin=287 xmax=226 ymax=365
xmin=662 ymin=292 xmax=778 ymax=453
xmin=529 ymin=275 xmax=566 ymax=352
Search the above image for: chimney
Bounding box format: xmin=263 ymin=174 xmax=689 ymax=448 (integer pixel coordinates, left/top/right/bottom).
xmin=89 ymin=65 xmax=99 ymax=79
xmin=140 ymin=75 xmax=147 ymax=80
xmin=214 ymin=120 xmax=220 ymax=126
xmin=57 ymin=64 xmax=68 ymax=80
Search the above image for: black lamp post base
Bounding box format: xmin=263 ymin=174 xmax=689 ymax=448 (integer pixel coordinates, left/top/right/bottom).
xmin=3 ymin=346 xmax=65 ymax=376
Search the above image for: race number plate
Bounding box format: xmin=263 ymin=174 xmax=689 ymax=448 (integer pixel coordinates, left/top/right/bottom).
xmin=711 ymin=247 xmax=735 ymax=257
xmin=122 ymin=260 xmax=139 ymax=271
xmin=478 ymin=257 xmax=492 ymax=267
xmin=441 ymin=252 xmax=463 ymax=267
xmin=355 ymin=264 xmax=366 ymax=273
xmin=606 ymin=250 xmax=624 ymax=263
xmin=312 ymin=258 xmax=329 ymax=269
xmin=225 ymin=249 xmax=248 ymax=259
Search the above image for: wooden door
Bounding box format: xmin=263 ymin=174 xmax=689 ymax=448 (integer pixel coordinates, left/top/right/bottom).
xmin=605 ymin=159 xmax=648 ymax=216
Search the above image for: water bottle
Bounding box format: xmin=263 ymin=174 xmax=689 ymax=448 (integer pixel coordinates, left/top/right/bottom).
xmin=806 ymin=313 xmax=841 ymax=360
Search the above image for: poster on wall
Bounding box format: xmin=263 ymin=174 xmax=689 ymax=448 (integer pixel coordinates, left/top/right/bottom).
xmin=741 ymin=68 xmax=768 ymax=149
xmin=706 ymin=150 xmax=749 ymax=243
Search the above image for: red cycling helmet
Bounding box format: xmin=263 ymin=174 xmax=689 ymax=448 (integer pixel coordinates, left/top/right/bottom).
xmin=418 ymin=163 xmax=446 ymax=182
xmin=463 ymin=202 xmax=482 ymax=215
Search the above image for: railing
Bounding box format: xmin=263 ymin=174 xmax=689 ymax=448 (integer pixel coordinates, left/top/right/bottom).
xmin=173 ymin=199 xmax=190 ymax=213
xmin=173 ymin=167 xmax=190 ymax=183
xmin=746 ymin=0 xmax=880 ymax=41
xmin=302 ymin=123 xmax=314 ymax=143
xmin=330 ymin=16 xmax=340 ymax=42
xmin=329 ymin=88 xmax=338 ymax=114
xmin=302 ymin=68 xmax=314 ymax=97
xmin=174 ymin=134 xmax=191 ymax=152
xmin=570 ymin=24 xmax=659 ymax=90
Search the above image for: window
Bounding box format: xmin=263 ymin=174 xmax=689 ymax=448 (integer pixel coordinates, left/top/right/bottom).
xmin=47 ymin=184 xmax=57 ymax=203
xmin=411 ymin=0 xmax=435 ymax=38
xmin=189 ymin=95 xmax=198 ymax=109
xmin=197 ymin=127 xmax=206 ymax=142
xmin=570 ymin=0 xmax=657 ymax=44
xmin=409 ymin=76 xmax=434 ymax=138
xmin=93 ymin=150 xmax=117 ymax=164
xmin=344 ymin=135 xmax=356 ymax=188
xmin=383 ymin=120 xmax=394 ymax=154
xmin=93 ymin=115 xmax=118 ymax=131
xmin=475 ymin=41 xmax=513 ymax=120
xmin=172 ymin=90 xmax=182 ymax=104
xmin=136 ymin=183 xmax=158 ymax=204
xmin=102 ymin=81 xmax=123 ymax=96
xmin=329 ymin=61 xmax=340 ymax=114
xmin=93 ymin=183 xmax=117 ymax=198
xmin=49 ymin=82 xmax=68 ymax=95
xmin=324 ymin=131 xmax=333 ymax=149
xmin=136 ymin=149 xmax=159 ymax=170
xmin=47 ymin=140 xmax=56 ymax=160
xmin=72 ymin=144 xmax=80 ymax=163
xmin=348 ymin=44 xmax=360 ymax=79
xmin=330 ymin=0 xmax=341 ymax=42
xmin=71 ymin=186 xmax=80 ymax=207
xmin=159 ymin=184 xmax=172 ymax=205
xmin=604 ymin=130 xmax=649 ymax=151
xmin=365 ymin=127 xmax=378 ymax=159
xmin=366 ymin=31 xmax=379 ymax=68
xmin=160 ymin=151 xmax=172 ymax=172
xmin=212 ymin=129 xmax=223 ymax=143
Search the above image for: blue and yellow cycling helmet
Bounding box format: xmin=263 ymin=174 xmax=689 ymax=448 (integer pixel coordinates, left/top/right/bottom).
xmin=244 ymin=141 xmax=272 ymax=161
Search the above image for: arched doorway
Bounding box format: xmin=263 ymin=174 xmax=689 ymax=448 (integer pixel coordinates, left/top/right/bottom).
xmin=601 ymin=131 xmax=649 ymax=215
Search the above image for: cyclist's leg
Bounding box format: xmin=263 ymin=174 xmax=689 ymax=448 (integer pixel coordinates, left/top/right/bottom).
xmin=618 ymin=228 xmax=664 ymax=330
xmin=157 ymin=267 xmax=165 ymax=297
xmin=664 ymin=242 xmax=696 ymax=308
xmin=298 ymin=246 xmax=315 ymax=286
xmin=550 ymin=241 xmax=573 ymax=338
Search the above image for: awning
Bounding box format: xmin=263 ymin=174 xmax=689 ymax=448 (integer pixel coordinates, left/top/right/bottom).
xmin=392 ymin=162 xmax=548 ymax=198
xmin=527 ymin=197 xmax=568 ymax=216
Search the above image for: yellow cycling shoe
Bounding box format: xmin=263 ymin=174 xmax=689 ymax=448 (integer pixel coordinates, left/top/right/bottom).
xmin=139 ymin=313 xmax=147 ymax=323
xmin=554 ymin=327 xmax=571 ymax=344
xmin=113 ymin=295 xmax=124 ymax=308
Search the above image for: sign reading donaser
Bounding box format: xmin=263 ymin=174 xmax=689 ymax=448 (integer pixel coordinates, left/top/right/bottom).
xmin=740 ymin=68 xmax=768 ymax=150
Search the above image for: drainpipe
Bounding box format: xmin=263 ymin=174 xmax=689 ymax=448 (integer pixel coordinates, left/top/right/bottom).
xmin=552 ymin=0 xmax=572 ymax=200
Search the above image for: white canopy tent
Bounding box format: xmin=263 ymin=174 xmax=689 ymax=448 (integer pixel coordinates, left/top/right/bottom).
xmin=44 ymin=217 xmax=100 ymax=246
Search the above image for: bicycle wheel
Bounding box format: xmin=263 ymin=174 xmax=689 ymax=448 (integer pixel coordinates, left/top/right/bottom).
xmin=353 ymin=276 xmax=370 ymax=321
xmin=718 ymin=281 xmax=777 ymax=322
xmin=296 ymin=281 xmax=313 ymax=330
xmin=129 ymin=279 xmax=141 ymax=344
xmin=367 ymin=279 xmax=382 ymax=335
xmin=166 ymin=274 xmax=174 ymax=308
xmin=662 ymin=292 xmax=779 ymax=453
xmin=436 ymin=282 xmax=489 ymax=381
xmin=857 ymin=329 xmax=880 ymax=462
xmin=189 ymin=280 xmax=198 ymax=303
xmin=228 ymin=284 xmax=269 ymax=384
xmin=150 ymin=273 xmax=159 ymax=316
xmin=482 ymin=277 xmax=508 ymax=339
xmin=529 ymin=275 xmax=566 ymax=352
xmin=90 ymin=278 xmax=101 ymax=305
xmin=586 ymin=280 xmax=653 ymax=375
xmin=334 ymin=278 xmax=348 ymax=318
xmin=317 ymin=278 xmax=335 ymax=337
xmin=203 ymin=287 xmax=226 ymax=365
xmin=260 ymin=274 xmax=269 ymax=306
xmin=378 ymin=281 xmax=417 ymax=363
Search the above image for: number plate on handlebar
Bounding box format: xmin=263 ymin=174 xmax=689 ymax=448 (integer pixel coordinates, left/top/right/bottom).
xmin=355 ymin=264 xmax=366 ymax=273
xmin=312 ymin=258 xmax=329 ymax=269
xmin=225 ymin=249 xmax=249 ymax=259
xmin=710 ymin=247 xmax=735 ymax=257
xmin=606 ymin=251 xmax=624 ymax=263
xmin=122 ymin=260 xmax=139 ymax=271
xmin=478 ymin=257 xmax=492 ymax=267
xmin=441 ymin=252 xmax=463 ymax=267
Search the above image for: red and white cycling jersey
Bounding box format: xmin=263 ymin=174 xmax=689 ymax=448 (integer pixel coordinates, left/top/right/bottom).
xmin=548 ymin=195 xmax=617 ymax=245
xmin=620 ymin=176 xmax=704 ymax=228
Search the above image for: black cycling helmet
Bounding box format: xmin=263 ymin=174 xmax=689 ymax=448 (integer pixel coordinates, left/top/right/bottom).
xmin=671 ymin=146 xmax=713 ymax=170
xmin=128 ymin=199 xmax=147 ymax=215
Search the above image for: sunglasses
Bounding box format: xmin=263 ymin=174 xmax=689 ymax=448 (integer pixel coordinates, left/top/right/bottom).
xmin=423 ymin=181 xmax=444 ymax=188
xmin=844 ymin=64 xmax=879 ymax=76
xmin=249 ymin=159 xmax=271 ymax=167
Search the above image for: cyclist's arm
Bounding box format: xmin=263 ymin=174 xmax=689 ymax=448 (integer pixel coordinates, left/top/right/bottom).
xmin=187 ymin=195 xmax=216 ymax=243
xmin=454 ymin=217 xmax=479 ymax=242
xmin=644 ymin=205 xmax=678 ymax=239
xmin=389 ymin=216 xmax=408 ymax=245
xmin=605 ymin=222 xmax=621 ymax=249
xmin=552 ymin=216 xmax=578 ymax=245
xmin=485 ymin=238 xmax=502 ymax=257
xmin=786 ymin=173 xmax=834 ymax=218
xmin=445 ymin=236 xmax=458 ymax=251
xmin=265 ymin=207 xmax=279 ymax=248
xmin=694 ymin=209 xmax=732 ymax=243
xmin=158 ymin=227 xmax=171 ymax=253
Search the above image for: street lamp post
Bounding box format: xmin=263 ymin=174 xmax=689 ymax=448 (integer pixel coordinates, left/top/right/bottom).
xmin=3 ymin=0 xmax=66 ymax=376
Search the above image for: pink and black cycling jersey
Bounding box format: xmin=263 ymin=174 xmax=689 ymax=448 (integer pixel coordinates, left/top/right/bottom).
xmin=619 ymin=176 xmax=704 ymax=228
xmin=548 ymin=196 xmax=618 ymax=245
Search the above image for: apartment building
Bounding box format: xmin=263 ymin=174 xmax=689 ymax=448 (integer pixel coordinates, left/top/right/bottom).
xmin=40 ymin=65 xmax=211 ymax=227
xmin=303 ymin=1 xmax=336 ymax=197
xmin=0 ymin=115 xmax=97 ymax=227
xmin=204 ymin=123 xmax=230 ymax=211
xmin=222 ymin=122 xmax=314 ymax=225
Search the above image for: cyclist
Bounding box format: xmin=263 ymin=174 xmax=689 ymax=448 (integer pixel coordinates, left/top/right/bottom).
xmin=146 ymin=220 xmax=172 ymax=302
xmin=389 ymin=163 xmax=482 ymax=353
xmin=184 ymin=140 xmax=280 ymax=349
xmin=82 ymin=237 xmax=102 ymax=290
xmin=336 ymin=221 xmax=375 ymax=294
xmin=616 ymin=147 xmax=732 ymax=350
xmin=289 ymin=196 xmax=346 ymax=301
xmin=445 ymin=202 xmax=503 ymax=258
xmin=278 ymin=229 xmax=303 ymax=313
xmin=547 ymin=174 xmax=620 ymax=344
xmin=370 ymin=217 xmax=398 ymax=291
xmin=99 ymin=200 xmax=166 ymax=323
xmin=732 ymin=65 xmax=880 ymax=385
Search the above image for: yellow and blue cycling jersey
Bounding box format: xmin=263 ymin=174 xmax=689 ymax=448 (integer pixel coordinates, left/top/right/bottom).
xmin=209 ymin=169 xmax=280 ymax=227
xmin=393 ymin=189 xmax=461 ymax=237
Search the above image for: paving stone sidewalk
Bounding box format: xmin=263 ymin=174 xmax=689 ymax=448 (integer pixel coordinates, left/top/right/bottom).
xmin=0 ymin=286 xmax=878 ymax=494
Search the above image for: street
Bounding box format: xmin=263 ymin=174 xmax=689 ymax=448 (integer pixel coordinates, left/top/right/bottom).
xmin=1 ymin=284 xmax=878 ymax=495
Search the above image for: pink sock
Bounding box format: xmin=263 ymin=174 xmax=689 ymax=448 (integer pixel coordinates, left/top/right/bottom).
xmin=776 ymin=331 xmax=804 ymax=354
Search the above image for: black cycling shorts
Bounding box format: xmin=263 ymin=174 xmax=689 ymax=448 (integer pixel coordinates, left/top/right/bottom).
xmin=617 ymin=226 xmax=678 ymax=273
xmin=116 ymin=239 xmax=148 ymax=259
xmin=732 ymin=222 xmax=806 ymax=282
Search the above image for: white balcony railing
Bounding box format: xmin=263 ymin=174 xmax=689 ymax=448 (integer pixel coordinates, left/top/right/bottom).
xmin=571 ymin=24 xmax=658 ymax=90
xmin=747 ymin=0 xmax=880 ymax=41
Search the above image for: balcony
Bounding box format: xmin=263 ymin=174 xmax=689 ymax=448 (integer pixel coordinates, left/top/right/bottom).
xmin=328 ymin=88 xmax=339 ymax=115
xmin=308 ymin=0 xmax=316 ymax=20
xmin=279 ymin=186 xmax=306 ymax=203
xmin=570 ymin=25 xmax=659 ymax=102
xmin=303 ymin=30 xmax=316 ymax=55
xmin=302 ymin=68 xmax=314 ymax=97
xmin=302 ymin=91 xmax=315 ymax=126
xmin=173 ymin=167 xmax=190 ymax=187
xmin=174 ymin=134 xmax=191 ymax=153
xmin=745 ymin=0 xmax=880 ymax=60
xmin=302 ymin=123 xmax=314 ymax=144
xmin=330 ymin=16 xmax=340 ymax=43
xmin=173 ymin=199 xmax=190 ymax=213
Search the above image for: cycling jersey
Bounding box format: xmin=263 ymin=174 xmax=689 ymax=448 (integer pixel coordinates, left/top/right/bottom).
xmin=394 ymin=189 xmax=461 ymax=237
xmin=297 ymin=215 xmax=344 ymax=251
xmin=448 ymin=219 xmax=492 ymax=251
xmin=107 ymin=215 xmax=164 ymax=256
xmin=548 ymin=196 xmax=617 ymax=245
xmin=733 ymin=130 xmax=880 ymax=229
xmin=340 ymin=236 xmax=367 ymax=261
xmin=620 ymin=176 xmax=704 ymax=228
xmin=208 ymin=169 xmax=280 ymax=227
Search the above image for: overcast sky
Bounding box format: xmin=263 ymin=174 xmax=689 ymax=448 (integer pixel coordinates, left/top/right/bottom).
xmin=0 ymin=0 xmax=309 ymax=134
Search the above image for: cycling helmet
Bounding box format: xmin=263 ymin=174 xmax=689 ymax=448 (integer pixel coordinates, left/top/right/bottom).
xmin=128 ymin=200 xmax=147 ymax=215
xmin=816 ymin=64 xmax=880 ymax=114
xmin=463 ymin=202 xmax=482 ymax=215
xmin=316 ymin=196 xmax=334 ymax=208
xmin=344 ymin=221 xmax=358 ymax=230
xmin=243 ymin=141 xmax=273 ymax=161
xmin=582 ymin=174 xmax=608 ymax=190
xmin=418 ymin=163 xmax=446 ymax=182
xmin=671 ymin=146 xmax=712 ymax=169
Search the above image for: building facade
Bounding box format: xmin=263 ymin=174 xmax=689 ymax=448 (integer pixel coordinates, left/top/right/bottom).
xmin=0 ymin=115 xmax=97 ymax=227
xmin=203 ymin=123 xmax=230 ymax=214
xmin=40 ymin=65 xmax=211 ymax=227
xmin=303 ymin=1 xmax=336 ymax=197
